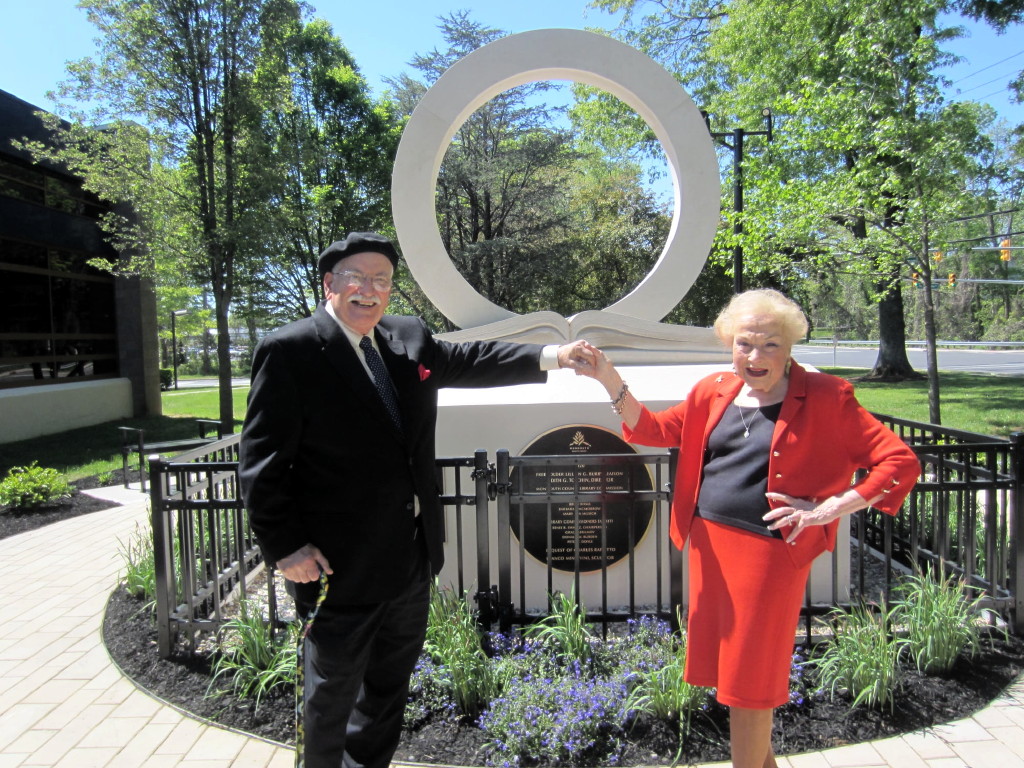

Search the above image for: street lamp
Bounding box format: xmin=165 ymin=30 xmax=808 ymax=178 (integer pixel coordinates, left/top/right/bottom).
xmin=170 ymin=309 xmax=187 ymax=390
xmin=704 ymin=107 xmax=773 ymax=293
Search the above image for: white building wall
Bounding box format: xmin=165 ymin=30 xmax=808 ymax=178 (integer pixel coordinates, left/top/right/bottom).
xmin=0 ymin=379 xmax=133 ymax=444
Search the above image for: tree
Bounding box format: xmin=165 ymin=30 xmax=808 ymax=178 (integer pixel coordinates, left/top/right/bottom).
xmin=591 ymin=0 xmax=999 ymax=398
xmin=387 ymin=12 xmax=584 ymax=319
xmin=953 ymin=0 xmax=1024 ymax=27
xmin=245 ymin=16 xmax=401 ymax=323
xmin=37 ymin=0 xmax=303 ymax=428
xmin=720 ymin=1 xmax=997 ymax=392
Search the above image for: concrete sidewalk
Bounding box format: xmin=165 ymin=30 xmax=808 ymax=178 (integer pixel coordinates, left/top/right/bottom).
xmin=0 ymin=494 xmax=1022 ymax=767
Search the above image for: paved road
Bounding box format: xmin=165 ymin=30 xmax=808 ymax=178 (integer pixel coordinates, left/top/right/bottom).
xmin=166 ymin=349 xmax=1024 ymax=386
xmin=794 ymin=344 xmax=1024 ymax=375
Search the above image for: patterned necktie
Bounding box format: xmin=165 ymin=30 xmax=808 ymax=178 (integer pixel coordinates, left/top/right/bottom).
xmin=359 ymin=336 xmax=402 ymax=430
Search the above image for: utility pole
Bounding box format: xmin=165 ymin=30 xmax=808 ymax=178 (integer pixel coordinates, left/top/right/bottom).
xmin=704 ymin=108 xmax=773 ymax=293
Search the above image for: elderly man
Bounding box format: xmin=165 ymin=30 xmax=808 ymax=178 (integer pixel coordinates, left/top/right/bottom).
xmin=239 ymin=231 xmax=591 ymax=768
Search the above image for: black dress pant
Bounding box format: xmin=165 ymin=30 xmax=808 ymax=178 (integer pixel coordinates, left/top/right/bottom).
xmin=296 ymin=546 xmax=430 ymax=768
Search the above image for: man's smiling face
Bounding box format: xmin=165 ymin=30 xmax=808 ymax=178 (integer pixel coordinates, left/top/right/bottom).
xmin=323 ymin=251 xmax=393 ymax=336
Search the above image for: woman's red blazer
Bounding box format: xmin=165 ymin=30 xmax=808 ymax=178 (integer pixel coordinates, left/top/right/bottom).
xmin=624 ymin=362 xmax=921 ymax=567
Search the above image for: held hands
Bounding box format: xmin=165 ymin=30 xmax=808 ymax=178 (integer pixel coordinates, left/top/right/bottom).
xmin=276 ymin=543 xmax=333 ymax=583
xmin=556 ymin=339 xmax=598 ymax=373
xmin=560 ymin=341 xmax=618 ymax=385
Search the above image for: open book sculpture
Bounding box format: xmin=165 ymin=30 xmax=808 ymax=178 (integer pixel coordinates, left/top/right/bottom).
xmin=437 ymin=310 xmax=726 ymax=365
xmin=392 ymin=30 xmax=728 ymax=365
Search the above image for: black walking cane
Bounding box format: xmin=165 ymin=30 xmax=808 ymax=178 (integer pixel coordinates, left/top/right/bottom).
xmin=295 ymin=572 xmax=329 ymax=768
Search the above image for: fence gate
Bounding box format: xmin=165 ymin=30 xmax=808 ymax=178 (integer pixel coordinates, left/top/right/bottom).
xmin=146 ymin=426 xmax=1022 ymax=657
xmin=461 ymin=449 xmax=681 ymax=634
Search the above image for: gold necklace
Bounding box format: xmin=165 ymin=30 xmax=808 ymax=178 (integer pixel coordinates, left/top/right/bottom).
xmin=736 ymin=403 xmax=755 ymax=439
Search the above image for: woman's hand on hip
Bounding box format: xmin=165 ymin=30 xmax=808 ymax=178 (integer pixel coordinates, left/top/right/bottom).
xmin=763 ymin=493 xmax=821 ymax=544
xmin=764 ymin=489 xmax=878 ymax=544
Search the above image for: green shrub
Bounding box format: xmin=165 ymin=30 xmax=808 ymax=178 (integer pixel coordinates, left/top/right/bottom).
xmin=894 ymin=564 xmax=987 ymax=674
xmin=404 ymin=654 xmax=458 ymax=730
xmin=624 ymin=619 xmax=706 ymax=725
xmin=524 ymin=588 xmax=596 ymax=666
xmin=479 ymin=668 xmax=630 ymax=767
xmin=811 ymin=601 xmax=906 ymax=712
xmin=159 ymin=368 xmax=173 ymax=390
xmin=0 ymin=462 xmax=72 ymax=509
xmin=208 ymin=599 xmax=298 ymax=707
xmin=117 ymin=523 xmax=157 ymax=611
xmin=423 ymin=581 xmax=503 ymax=719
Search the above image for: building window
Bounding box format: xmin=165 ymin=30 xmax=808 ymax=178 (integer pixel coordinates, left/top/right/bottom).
xmin=0 ymin=237 xmax=117 ymax=388
xmin=0 ymin=157 xmax=103 ymax=219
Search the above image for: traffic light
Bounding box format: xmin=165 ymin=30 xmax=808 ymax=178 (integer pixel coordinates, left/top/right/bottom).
xmin=948 ymin=272 xmax=957 ymax=287
xmin=911 ymin=271 xmax=921 ymax=288
xmin=1000 ymin=238 xmax=1011 ymax=261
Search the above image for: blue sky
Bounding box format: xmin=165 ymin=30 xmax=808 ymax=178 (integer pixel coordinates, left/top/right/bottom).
xmin=1 ymin=0 xmax=1021 ymax=125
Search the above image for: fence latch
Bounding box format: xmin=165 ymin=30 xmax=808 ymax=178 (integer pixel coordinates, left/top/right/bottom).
xmin=473 ymin=462 xmax=506 ymax=500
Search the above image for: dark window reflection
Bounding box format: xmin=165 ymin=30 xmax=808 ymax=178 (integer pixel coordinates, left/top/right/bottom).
xmin=0 ymin=240 xmax=48 ymax=268
xmin=0 ymin=158 xmax=44 ymax=186
xmin=51 ymin=278 xmax=116 ymax=334
xmin=0 ymin=271 xmax=51 ymax=331
xmin=50 ymin=249 xmax=113 ymax=278
xmin=45 ymin=177 xmax=85 ymax=215
xmin=0 ymin=241 xmax=118 ymax=388
xmin=0 ymin=177 xmax=45 ymax=205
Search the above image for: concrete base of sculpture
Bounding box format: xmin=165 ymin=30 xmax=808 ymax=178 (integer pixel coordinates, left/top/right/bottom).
xmin=434 ymin=362 xmax=850 ymax=614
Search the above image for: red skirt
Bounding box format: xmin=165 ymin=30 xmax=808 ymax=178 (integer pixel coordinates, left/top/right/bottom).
xmin=683 ymin=517 xmax=811 ymax=709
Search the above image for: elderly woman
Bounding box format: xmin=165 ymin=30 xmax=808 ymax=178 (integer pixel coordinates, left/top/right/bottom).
xmin=577 ymin=289 xmax=920 ymax=768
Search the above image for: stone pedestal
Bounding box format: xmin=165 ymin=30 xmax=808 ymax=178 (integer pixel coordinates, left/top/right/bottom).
xmin=434 ymin=364 xmax=850 ymax=614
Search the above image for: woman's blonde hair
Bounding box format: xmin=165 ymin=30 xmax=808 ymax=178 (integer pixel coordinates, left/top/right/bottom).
xmin=713 ymin=289 xmax=809 ymax=346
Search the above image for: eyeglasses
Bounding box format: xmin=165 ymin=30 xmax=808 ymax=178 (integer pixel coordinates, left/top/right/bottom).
xmin=331 ymin=270 xmax=393 ymax=292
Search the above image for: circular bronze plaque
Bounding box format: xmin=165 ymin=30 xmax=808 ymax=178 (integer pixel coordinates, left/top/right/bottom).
xmin=509 ymin=425 xmax=655 ymax=573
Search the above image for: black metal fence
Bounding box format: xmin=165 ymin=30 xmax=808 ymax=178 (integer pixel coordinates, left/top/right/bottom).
xmin=145 ymin=422 xmax=1023 ymax=658
xmin=858 ymin=417 xmax=1023 ymax=627
xmin=146 ymin=438 xmax=264 ymax=657
xmin=492 ymin=450 xmax=679 ymax=635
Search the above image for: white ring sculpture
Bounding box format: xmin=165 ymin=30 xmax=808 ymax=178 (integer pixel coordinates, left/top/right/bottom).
xmin=391 ymin=28 xmax=719 ymax=330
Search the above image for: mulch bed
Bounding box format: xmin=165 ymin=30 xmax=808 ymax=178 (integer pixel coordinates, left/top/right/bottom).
xmin=0 ymin=474 xmax=125 ymax=541
xmin=102 ymin=582 xmax=1024 ymax=766
xmin=6 ymin=474 xmax=1024 ymax=766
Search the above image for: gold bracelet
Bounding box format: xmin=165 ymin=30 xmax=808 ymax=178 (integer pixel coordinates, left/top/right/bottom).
xmin=610 ymin=382 xmax=629 ymax=415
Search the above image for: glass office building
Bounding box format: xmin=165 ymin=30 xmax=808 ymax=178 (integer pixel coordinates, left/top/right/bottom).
xmin=0 ymin=89 xmax=159 ymax=442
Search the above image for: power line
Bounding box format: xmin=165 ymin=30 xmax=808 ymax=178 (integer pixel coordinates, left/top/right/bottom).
xmin=951 ymin=49 xmax=1024 ymax=85
xmin=974 ymin=85 xmax=1018 ymax=102
xmin=956 ymin=69 xmax=1021 ymax=95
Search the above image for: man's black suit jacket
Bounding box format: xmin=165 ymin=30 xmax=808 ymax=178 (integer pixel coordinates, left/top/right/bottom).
xmin=239 ymin=306 xmax=547 ymax=607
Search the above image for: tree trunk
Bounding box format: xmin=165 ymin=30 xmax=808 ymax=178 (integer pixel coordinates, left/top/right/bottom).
xmin=866 ymin=273 xmax=923 ymax=381
xmin=216 ymin=303 xmax=234 ymax=432
xmin=919 ymin=236 xmax=941 ymax=425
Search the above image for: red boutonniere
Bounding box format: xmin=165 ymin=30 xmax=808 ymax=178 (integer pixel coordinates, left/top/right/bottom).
xmin=418 ymin=364 xmax=431 ymax=382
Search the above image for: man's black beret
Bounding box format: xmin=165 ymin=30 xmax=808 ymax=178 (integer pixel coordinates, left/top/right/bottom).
xmin=317 ymin=232 xmax=400 ymax=276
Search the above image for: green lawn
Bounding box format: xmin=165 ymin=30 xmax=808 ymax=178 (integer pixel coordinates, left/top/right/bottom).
xmin=1 ymin=371 xmax=1021 ymax=482
xmin=822 ymin=368 xmax=1024 ymax=438
xmin=0 ymin=385 xmax=249 ymax=481
xmin=160 ymin=385 xmax=249 ymax=421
